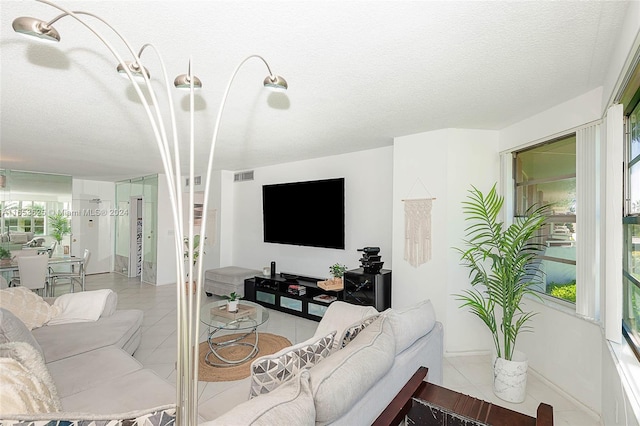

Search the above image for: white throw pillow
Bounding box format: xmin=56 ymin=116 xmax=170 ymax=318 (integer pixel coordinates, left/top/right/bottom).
xmin=0 ymin=341 xmax=62 ymax=415
xmin=313 ymin=301 xmax=379 ymax=351
xmin=0 ymin=288 xmax=61 ymax=330
xmin=48 ymin=289 xmax=116 ymax=325
xmin=387 ymin=299 xmax=437 ymax=354
xmin=309 ymin=315 xmax=396 ymax=424
xmin=249 ymin=331 xmax=336 ymax=398
xmin=209 ymin=370 xmax=315 ymax=426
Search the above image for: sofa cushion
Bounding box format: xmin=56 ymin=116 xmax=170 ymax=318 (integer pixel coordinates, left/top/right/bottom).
xmin=32 ymin=309 xmax=143 ymax=363
xmin=249 ymin=330 xmax=336 ymax=398
xmin=309 ymin=315 xmax=396 ymax=425
xmin=208 ymin=370 xmax=314 ymax=426
xmin=387 ymin=299 xmax=436 ymax=354
xmin=0 ymin=341 xmax=61 ymax=415
xmin=313 ymin=301 xmax=378 ymax=350
xmin=0 ymin=288 xmax=62 ymax=330
xmin=9 ymin=232 xmax=30 ymax=244
xmin=59 ymin=369 xmax=175 ymax=414
xmin=47 ymin=346 xmax=144 ymax=398
xmin=0 ymin=308 xmax=44 ymax=358
xmin=338 ymin=314 xmax=380 ymax=349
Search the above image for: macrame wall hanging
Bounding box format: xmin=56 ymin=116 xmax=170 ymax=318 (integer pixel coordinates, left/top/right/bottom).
xmin=402 ymin=178 xmax=436 ymax=267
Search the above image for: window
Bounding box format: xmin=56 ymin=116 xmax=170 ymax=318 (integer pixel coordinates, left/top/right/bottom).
xmin=513 ymin=135 xmax=577 ymax=303
xmin=1 ymin=200 xmax=65 ymax=236
xmin=624 ymin=99 xmax=640 ymax=359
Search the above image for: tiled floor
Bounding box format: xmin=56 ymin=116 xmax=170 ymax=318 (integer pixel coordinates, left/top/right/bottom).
xmin=80 ymin=272 xmax=601 ymax=424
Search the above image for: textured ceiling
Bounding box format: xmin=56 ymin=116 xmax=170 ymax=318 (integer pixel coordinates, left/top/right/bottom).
xmin=0 ymin=0 xmax=630 ymax=181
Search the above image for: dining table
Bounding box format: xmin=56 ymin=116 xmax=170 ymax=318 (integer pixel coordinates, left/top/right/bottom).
xmin=0 ymin=255 xmax=85 ymax=293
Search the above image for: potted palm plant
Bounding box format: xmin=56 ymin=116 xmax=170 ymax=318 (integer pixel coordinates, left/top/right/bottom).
xmin=49 ymin=212 xmax=70 ymax=252
xmin=454 ymin=184 xmax=548 ymax=403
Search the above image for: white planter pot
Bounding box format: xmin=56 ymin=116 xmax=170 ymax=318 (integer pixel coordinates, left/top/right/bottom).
xmin=492 ymin=350 xmax=528 ymax=403
xmin=227 ymin=300 xmax=238 ymax=312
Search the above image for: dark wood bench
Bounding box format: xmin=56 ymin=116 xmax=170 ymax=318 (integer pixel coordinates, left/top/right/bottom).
xmin=374 ymin=366 xmax=553 ymax=426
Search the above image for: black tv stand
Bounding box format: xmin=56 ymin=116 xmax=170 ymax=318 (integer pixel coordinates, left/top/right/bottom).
xmin=244 ymin=272 xmax=343 ymax=321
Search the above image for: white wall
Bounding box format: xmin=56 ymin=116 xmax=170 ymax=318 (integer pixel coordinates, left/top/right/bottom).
xmin=71 ymin=179 xmax=115 ymax=274
xmin=392 ymin=128 xmax=499 ymax=354
xmin=231 ymin=147 xmax=393 ymax=279
xmin=499 ymin=87 xmax=603 ymax=152
xmin=519 ymin=299 xmax=603 ymax=412
xmin=497 ymin=88 xmax=606 ymax=412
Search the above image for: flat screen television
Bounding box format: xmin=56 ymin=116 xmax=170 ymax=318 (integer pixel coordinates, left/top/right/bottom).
xmin=263 ymin=178 xmax=345 ymax=249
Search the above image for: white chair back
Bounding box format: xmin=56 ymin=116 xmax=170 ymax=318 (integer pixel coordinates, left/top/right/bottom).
xmin=48 ymin=241 xmax=57 ymax=258
xmin=82 ymin=248 xmax=91 ymax=271
xmin=17 ymin=255 xmax=49 ymax=292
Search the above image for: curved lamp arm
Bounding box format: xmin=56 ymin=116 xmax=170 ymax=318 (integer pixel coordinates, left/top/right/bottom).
xmin=13 ymin=3 xmax=287 ymax=425
xmin=195 ymin=55 xmax=284 ymax=288
xmin=15 ymin=0 xmax=192 ymax=421
xmin=22 ymin=1 xmax=188 ymax=290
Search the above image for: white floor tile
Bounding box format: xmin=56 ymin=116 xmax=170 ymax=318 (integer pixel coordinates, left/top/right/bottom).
xmin=85 ymin=273 xmax=602 ymax=425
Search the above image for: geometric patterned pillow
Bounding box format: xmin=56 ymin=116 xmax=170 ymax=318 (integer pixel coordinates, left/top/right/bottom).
xmin=249 ymin=331 xmax=336 ymax=398
xmin=338 ymin=314 xmax=380 ymax=349
xmin=0 ymin=405 xmax=176 ymax=425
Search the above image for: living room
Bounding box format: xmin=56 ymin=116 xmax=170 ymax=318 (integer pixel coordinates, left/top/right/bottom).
xmin=2 ymin=1 xmax=640 ymax=425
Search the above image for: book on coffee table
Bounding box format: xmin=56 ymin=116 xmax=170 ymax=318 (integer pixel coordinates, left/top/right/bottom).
xmin=211 ymin=303 xmax=256 ymax=320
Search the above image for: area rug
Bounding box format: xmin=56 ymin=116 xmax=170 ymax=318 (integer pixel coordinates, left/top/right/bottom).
xmin=198 ymin=333 xmax=291 ymax=382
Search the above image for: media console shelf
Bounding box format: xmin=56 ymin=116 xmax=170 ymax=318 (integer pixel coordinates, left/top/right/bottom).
xmin=244 ymin=273 xmax=344 ymax=321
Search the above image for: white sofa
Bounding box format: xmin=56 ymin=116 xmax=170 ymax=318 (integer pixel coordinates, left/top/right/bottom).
xmin=206 ymin=299 xmax=443 ymax=425
xmin=0 ymin=288 xmax=176 ymax=423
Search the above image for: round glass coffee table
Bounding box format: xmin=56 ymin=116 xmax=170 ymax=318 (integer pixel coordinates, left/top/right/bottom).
xmin=200 ymin=300 xmax=269 ymax=367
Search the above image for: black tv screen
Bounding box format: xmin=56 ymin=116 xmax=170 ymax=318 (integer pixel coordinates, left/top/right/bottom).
xmin=263 ymin=178 xmax=345 ymax=249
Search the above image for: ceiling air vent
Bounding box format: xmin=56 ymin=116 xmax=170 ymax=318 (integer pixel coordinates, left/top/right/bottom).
xmin=234 ymin=171 xmax=254 ymax=182
xmin=185 ymin=176 xmax=202 ymax=186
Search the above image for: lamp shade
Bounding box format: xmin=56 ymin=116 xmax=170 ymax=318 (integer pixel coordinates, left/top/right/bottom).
xmin=12 ymin=16 xmax=60 ymax=42
xmin=263 ymin=75 xmax=288 ymax=91
xmin=174 ymin=74 xmax=203 ymax=90
xmin=116 ymin=61 xmax=151 ymax=81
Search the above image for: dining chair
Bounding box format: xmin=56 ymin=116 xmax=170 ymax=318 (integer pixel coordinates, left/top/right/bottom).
xmin=47 ymin=241 xmax=57 ymax=258
xmin=16 ymin=254 xmax=50 ymax=296
xmin=49 ymin=248 xmax=91 ymax=295
xmin=0 ymin=275 xmax=8 ymax=289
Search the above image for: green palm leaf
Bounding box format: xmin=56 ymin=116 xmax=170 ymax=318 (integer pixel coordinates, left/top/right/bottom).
xmin=453 ymin=183 xmax=548 ymax=360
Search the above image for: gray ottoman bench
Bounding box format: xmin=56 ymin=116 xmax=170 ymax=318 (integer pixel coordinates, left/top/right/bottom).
xmin=204 ymin=266 xmax=261 ymax=297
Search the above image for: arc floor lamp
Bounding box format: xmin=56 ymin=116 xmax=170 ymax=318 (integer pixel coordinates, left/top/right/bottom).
xmin=12 ymin=1 xmax=288 ymax=424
